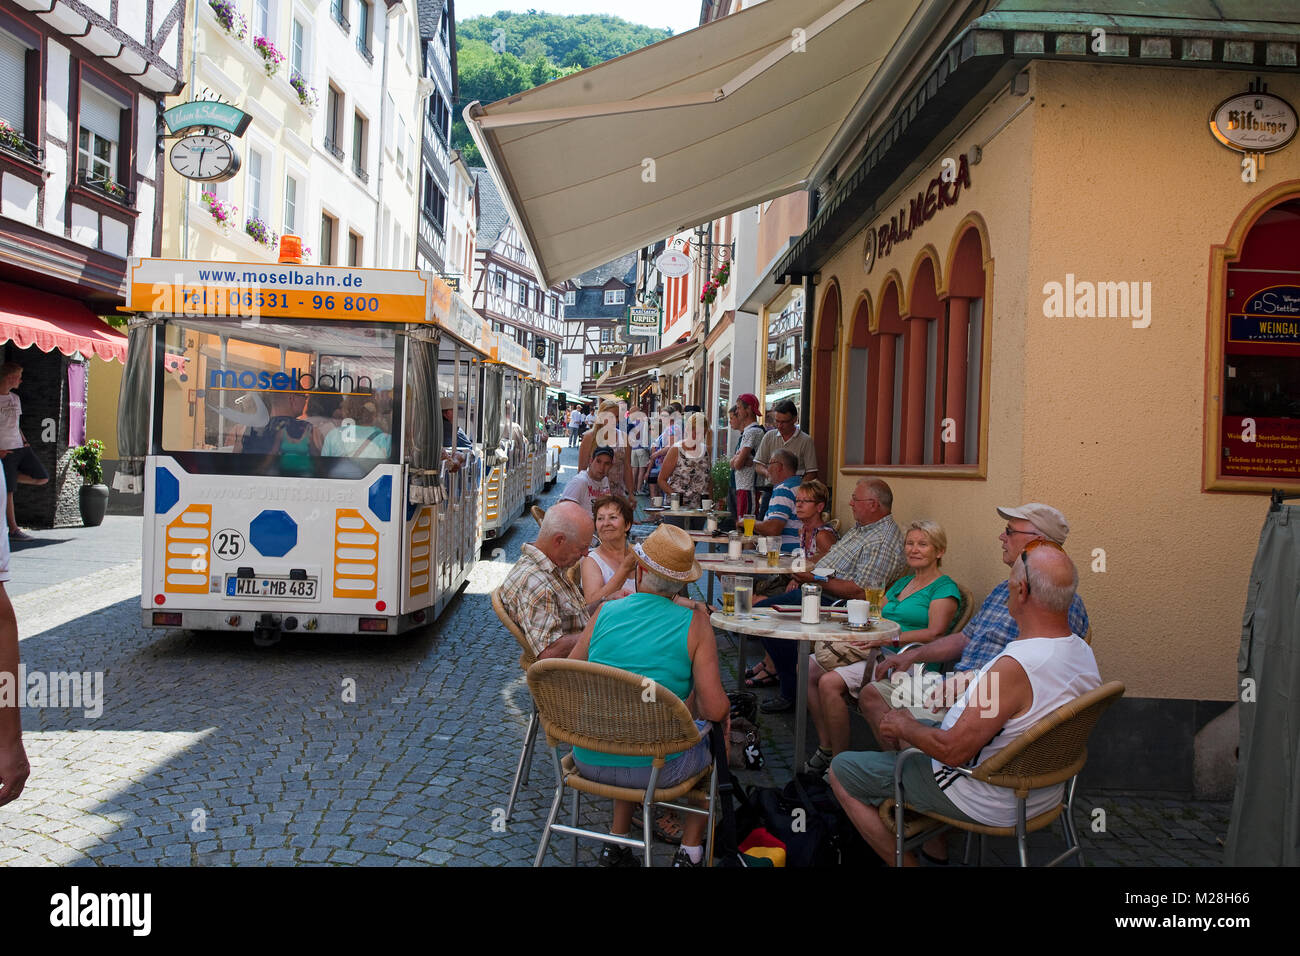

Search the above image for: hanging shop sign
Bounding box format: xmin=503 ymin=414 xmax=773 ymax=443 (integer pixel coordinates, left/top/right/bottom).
xmin=1209 ymin=85 xmax=1297 ymax=155
xmin=864 ymin=152 xmax=972 ymax=272
xmin=656 ymin=249 xmax=691 ymax=278
xmin=163 ymin=101 xmax=254 ymax=184
xmin=627 ymin=306 xmax=659 ymax=335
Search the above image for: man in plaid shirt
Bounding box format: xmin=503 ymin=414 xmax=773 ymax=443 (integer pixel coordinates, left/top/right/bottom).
xmin=860 ymin=502 xmax=1090 ymax=738
xmin=753 ymin=477 xmax=906 ymax=713
xmin=498 ymin=501 xmax=596 ymax=660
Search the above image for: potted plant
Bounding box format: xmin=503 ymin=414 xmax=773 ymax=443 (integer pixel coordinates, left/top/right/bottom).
xmin=289 ymin=72 xmax=319 ymax=111
xmin=70 ymin=439 xmax=109 ymax=527
xmin=209 ymin=0 xmax=248 ymax=40
xmin=711 ymin=456 xmax=732 ymax=505
xmin=201 ymin=192 xmax=237 ymax=229
xmin=0 ymin=118 xmax=24 ymax=152
xmin=245 ymin=216 xmax=276 ymax=247
xmin=253 ymin=35 xmax=286 ymax=77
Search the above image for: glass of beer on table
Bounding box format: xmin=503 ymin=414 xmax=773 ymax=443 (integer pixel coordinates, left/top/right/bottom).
xmin=722 ymin=575 xmax=737 ymax=615
xmin=742 ymin=514 xmax=756 ymax=537
xmin=864 ymin=585 xmax=886 ymax=618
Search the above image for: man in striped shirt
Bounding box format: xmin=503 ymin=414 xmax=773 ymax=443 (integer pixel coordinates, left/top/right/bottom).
xmin=752 ymin=450 xmax=801 ymax=552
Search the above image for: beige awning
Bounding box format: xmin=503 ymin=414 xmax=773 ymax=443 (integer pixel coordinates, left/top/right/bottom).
xmin=465 ymin=0 xmax=928 ymax=287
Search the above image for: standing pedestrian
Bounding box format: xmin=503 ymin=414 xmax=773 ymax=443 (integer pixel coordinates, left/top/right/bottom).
xmin=0 ymin=362 xmax=48 ymax=541
xmin=0 ymin=463 xmax=28 ymax=807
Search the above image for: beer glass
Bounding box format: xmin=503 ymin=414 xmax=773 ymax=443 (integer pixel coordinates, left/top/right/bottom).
xmin=722 ymin=575 xmax=736 ymax=615
xmin=742 ymin=513 xmax=756 ymax=537
xmin=864 ymin=585 xmax=886 ymax=618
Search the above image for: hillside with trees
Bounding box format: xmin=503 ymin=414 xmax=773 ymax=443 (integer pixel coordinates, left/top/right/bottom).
xmin=453 ymin=11 xmax=671 ymax=164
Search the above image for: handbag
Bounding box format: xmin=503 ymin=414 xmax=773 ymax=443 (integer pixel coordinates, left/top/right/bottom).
xmin=813 ymin=640 xmax=885 ymax=673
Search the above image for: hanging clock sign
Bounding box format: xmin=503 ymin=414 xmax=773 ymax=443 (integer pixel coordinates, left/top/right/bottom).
xmin=163 ymin=101 xmax=252 ymax=183
xmin=1209 ymin=86 xmax=1297 ymax=154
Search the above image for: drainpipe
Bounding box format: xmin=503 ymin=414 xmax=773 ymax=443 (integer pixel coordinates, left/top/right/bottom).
xmin=373 ymin=4 xmax=400 ymax=265
xmin=182 ymin=0 xmax=200 ymax=257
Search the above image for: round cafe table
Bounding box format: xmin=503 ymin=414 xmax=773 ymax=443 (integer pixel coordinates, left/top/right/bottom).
xmin=711 ymin=608 xmax=900 ymax=772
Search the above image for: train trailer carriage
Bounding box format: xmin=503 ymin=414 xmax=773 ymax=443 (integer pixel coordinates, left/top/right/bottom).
xmin=118 ymin=243 xmax=509 ymax=640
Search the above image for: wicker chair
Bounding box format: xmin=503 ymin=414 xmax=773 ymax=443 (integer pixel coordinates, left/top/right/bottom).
xmin=950 ymin=583 xmax=975 ymax=635
xmin=530 ymin=504 xmax=546 ymax=526
xmin=527 ymin=658 xmax=717 ymax=867
xmin=879 ymin=680 xmax=1124 ymax=866
xmin=493 ymin=588 xmax=540 ymax=824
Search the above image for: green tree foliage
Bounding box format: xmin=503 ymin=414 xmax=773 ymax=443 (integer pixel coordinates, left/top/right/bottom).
xmin=453 ymin=11 xmax=670 ymax=164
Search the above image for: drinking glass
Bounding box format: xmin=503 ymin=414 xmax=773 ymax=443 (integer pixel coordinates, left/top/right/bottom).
xmin=721 ymin=575 xmax=736 ymax=615
xmin=766 ymin=547 xmax=780 ymax=568
xmin=734 ymin=580 xmax=753 ymax=619
xmin=864 ymin=585 xmax=886 ymax=618
xmin=742 ymin=514 xmax=756 ymax=537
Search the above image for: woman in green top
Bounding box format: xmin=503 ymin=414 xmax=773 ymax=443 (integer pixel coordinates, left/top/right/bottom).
xmin=804 ymin=520 xmax=961 ymax=772
xmin=568 ymin=523 xmax=729 ymax=867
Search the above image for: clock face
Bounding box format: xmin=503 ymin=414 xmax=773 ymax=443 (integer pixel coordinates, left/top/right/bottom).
xmin=169 ymin=135 xmax=240 ymax=182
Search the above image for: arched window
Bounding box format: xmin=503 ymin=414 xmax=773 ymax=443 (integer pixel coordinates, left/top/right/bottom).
xmin=1210 ymin=196 xmax=1300 ymax=489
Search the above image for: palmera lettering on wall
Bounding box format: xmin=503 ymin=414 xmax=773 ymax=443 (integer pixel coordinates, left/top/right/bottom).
xmin=863 ymin=153 xmax=972 ymax=273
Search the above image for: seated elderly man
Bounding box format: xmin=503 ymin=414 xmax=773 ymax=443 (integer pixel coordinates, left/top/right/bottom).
xmin=498 ymin=500 xmax=596 ymax=661
xmin=860 ymin=502 xmax=1089 ymax=738
xmin=751 ymin=449 xmax=801 ymax=552
xmin=569 ymin=523 xmax=729 ymax=868
xmin=829 ymin=542 xmax=1101 ymax=866
xmin=749 ymin=477 xmax=906 ymax=714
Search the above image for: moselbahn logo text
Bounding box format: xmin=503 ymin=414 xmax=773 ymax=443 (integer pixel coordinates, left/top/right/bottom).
xmin=206 ymin=367 xmax=374 ymax=393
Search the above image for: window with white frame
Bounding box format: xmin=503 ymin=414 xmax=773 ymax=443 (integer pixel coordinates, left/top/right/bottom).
xmin=291 ymin=17 xmax=308 ymax=76
xmin=564 ymin=290 xmax=575 ymax=306
xmin=517 ymin=282 xmax=529 ymax=306
xmin=395 ymin=115 xmax=405 ymax=170
xmin=493 ymin=271 xmax=504 ymax=293
xmin=600 ymin=328 xmax=611 ymax=343
xmin=246 ymin=147 xmax=268 ymax=221
xmin=78 ymin=81 xmax=124 ymax=187
xmin=253 ymin=0 xmax=273 ymax=39
xmin=283 ymin=172 xmax=299 ymax=234
xmin=604 ymin=288 xmax=625 ymax=305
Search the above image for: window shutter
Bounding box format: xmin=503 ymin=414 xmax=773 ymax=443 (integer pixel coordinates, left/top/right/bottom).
xmin=0 ymin=31 xmax=27 ymax=133
xmin=80 ymin=84 xmax=121 ymax=143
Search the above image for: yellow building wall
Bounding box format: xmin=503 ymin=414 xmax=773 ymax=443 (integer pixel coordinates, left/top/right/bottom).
xmin=818 ymin=59 xmax=1300 ymax=703
xmin=161 ymin=10 xmax=315 ymax=262
xmin=85 ymin=357 xmax=124 ymax=458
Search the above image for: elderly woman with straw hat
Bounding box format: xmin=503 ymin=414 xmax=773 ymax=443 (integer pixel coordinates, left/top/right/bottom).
xmin=568 ymin=523 xmax=729 ymax=867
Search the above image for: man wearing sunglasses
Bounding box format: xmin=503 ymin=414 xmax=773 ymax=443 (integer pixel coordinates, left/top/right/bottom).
xmin=829 ymin=541 xmax=1101 ymax=863
xmin=860 ymin=502 xmax=1090 ymax=737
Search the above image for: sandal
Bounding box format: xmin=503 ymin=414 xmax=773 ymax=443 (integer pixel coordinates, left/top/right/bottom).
xmin=803 ymin=747 xmax=832 ymax=777
xmin=628 ymin=808 xmax=684 ymax=845
xmin=744 ymin=663 xmax=779 ymax=689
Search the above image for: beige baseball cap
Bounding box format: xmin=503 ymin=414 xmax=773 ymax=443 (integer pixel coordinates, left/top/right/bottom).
xmin=996 ymin=503 xmax=1069 ymax=544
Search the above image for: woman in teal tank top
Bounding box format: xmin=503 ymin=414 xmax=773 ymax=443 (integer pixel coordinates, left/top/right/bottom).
xmin=566 ymin=524 xmax=729 ymax=866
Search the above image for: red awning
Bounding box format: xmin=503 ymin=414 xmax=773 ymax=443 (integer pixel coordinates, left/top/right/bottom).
xmin=0 ymin=281 xmax=127 ymax=363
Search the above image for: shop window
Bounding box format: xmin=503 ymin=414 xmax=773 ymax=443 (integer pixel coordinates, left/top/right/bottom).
xmin=1215 ymin=197 xmax=1300 ymax=486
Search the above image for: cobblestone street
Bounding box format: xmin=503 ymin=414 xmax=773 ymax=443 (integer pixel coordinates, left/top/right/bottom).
xmin=0 ymin=442 xmax=1230 ymax=867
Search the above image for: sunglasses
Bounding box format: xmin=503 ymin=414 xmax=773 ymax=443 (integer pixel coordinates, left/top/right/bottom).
xmin=1019 ymin=538 xmax=1066 ymax=598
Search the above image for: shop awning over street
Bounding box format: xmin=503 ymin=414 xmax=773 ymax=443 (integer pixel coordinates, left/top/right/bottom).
xmin=0 ymin=281 xmax=127 ymax=363
xmin=465 ymin=0 xmax=927 ymax=287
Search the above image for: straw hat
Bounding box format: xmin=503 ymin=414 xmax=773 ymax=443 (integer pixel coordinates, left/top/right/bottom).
xmin=634 ymin=524 xmax=702 ymax=583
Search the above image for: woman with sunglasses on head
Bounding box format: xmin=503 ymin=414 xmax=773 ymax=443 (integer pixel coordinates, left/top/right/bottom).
xmin=744 ymin=480 xmax=837 ymax=690
xmin=581 ymin=495 xmax=639 ymax=605
xmin=803 ymin=519 xmax=960 ymax=775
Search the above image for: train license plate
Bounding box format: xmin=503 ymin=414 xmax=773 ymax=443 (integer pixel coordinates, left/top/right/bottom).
xmin=225 ymin=575 xmax=318 ymax=600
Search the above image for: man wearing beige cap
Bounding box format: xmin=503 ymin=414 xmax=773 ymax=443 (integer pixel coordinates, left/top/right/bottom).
xmin=859 ymin=502 xmax=1090 ymax=742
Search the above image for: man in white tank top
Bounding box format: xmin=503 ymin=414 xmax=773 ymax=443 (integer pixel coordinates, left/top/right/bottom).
xmin=828 ymin=542 xmax=1101 ymax=865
